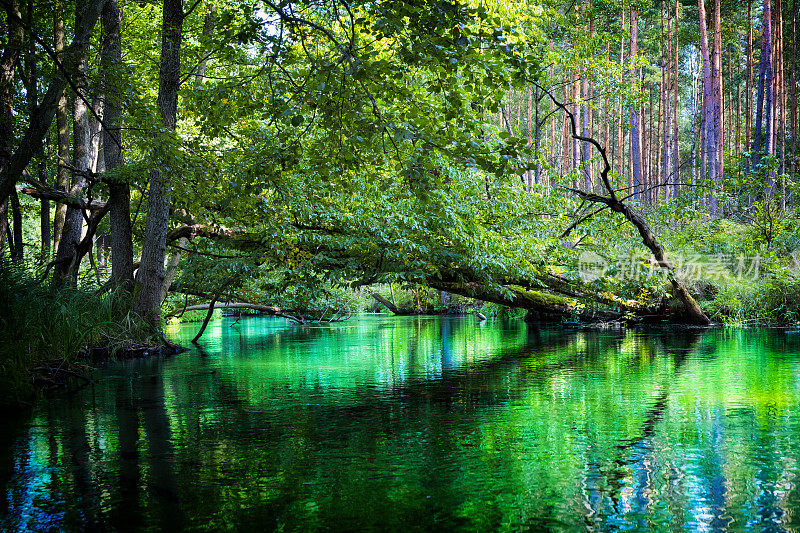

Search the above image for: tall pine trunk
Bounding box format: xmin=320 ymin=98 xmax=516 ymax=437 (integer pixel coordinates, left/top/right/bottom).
xmin=698 ymin=0 xmax=717 ymax=213
xmin=672 ymin=0 xmax=681 ymax=198
xmin=630 ymin=7 xmax=643 ymax=201
xmin=712 ymin=0 xmax=724 ymax=208
xmin=753 ymin=0 xmax=772 ymax=178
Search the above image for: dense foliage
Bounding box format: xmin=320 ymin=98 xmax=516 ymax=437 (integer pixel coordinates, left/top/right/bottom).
xmin=1 ymin=0 xmax=799 ymax=400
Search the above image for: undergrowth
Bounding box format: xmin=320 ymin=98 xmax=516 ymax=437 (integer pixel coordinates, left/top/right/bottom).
xmin=0 ymin=260 xmax=157 ymax=405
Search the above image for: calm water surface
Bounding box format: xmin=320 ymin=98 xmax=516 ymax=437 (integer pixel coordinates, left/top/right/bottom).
xmin=2 ymin=316 xmax=800 ymax=531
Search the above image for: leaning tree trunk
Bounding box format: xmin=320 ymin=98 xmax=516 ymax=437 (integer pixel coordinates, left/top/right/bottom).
xmin=0 ymin=0 xmax=104 ymax=214
xmin=543 ymin=85 xmax=711 ymax=325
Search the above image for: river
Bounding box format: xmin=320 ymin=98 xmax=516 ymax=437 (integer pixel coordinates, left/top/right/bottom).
xmin=2 ymin=315 xmax=800 ymax=531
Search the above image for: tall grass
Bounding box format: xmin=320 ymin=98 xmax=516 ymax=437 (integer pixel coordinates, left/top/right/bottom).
xmin=0 ymin=260 xmax=155 ymax=405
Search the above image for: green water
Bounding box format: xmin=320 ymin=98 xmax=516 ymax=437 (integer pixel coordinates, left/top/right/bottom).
xmin=2 ymin=316 xmax=800 ymax=531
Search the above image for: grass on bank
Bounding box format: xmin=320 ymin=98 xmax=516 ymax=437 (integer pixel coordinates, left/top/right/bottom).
xmin=0 ymin=261 xmax=157 ymax=405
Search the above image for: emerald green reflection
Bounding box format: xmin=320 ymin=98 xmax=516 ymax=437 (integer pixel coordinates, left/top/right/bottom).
xmin=3 ymin=317 xmax=800 ymax=531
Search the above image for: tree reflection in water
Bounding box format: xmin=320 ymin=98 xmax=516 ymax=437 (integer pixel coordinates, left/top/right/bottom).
xmin=2 ymin=317 xmax=800 ymax=531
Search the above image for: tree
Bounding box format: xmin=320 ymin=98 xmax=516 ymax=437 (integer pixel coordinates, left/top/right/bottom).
xmin=630 ymin=6 xmax=643 ymax=201
xmin=133 ymin=0 xmax=184 ymax=321
xmin=101 ymin=0 xmax=133 ymax=286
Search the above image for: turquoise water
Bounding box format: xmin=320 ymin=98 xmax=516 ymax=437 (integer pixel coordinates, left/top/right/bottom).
xmin=2 ymin=315 xmax=800 ymax=531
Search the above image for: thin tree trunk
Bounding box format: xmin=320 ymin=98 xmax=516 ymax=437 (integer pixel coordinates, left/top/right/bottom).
xmin=102 ymin=0 xmax=134 ymax=285
xmin=9 ymin=189 xmax=22 ymax=259
xmin=691 ymin=51 xmax=700 ymax=194
xmin=657 ymin=56 xmax=665 ymax=199
xmin=0 ymin=0 xmax=24 ymax=252
xmin=735 ymin=41 xmax=741 ymax=156
xmin=698 ymin=0 xmax=716 ymax=212
xmin=712 ymin=0 xmax=724 ymax=203
xmin=604 ymin=43 xmax=611 ymax=179
xmin=527 ymin=86 xmax=534 ymax=187
xmin=630 ymin=7 xmax=643 ymax=201
xmin=24 ymin=0 xmax=50 ymax=260
xmin=672 ymin=0 xmax=681 ymax=198
xmin=573 ymin=71 xmax=581 ymax=189
xmin=40 ymin=141 xmax=50 ymax=259
xmin=617 ymin=9 xmax=626 ymax=180
xmin=563 ymin=79 xmax=571 ymax=179
xmin=195 ymin=4 xmax=216 ymax=84
xmin=746 ymin=0 xmax=754 ymax=158
xmin=753 ymin=0 xmax=772 ymax=175
xmin=791 ymin=1 xmax=797 ymax=201
xmin=191 ymin=293 xmax=219 ymax=344
xmin=660 ymin=4 xmax=670 ymax=200
xmin=53 ymin=2 xmax=94 ymax=285
xmin=582 ymin=76 xmax=592 ymax=191
xmin=52 ymin=0 xmax=70 ymax=255
xmin=778 ymin=0 xmax=786 ymax=209
xmin=765 ymin=0 xmax=775 ymax=195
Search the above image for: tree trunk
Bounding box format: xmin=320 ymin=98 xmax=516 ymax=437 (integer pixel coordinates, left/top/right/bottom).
xmin=52 ymin=1 xmax=70 ymax=254
xmin=0 ymin=0 xmax=104 ymax=210
xmin=690 ymin=51 xmax=700 ymax=196
xmin=371 ymin=291 xmax=406 ymax=315
xmin=191 ymin=293 xmax=219 ymax=344
xmin=672 ymin=0 xmax=680 ymax=198
xmin=134 ymin=0 xmax=184 ymax=322
xmin=527 ymin=86 xmax=534 ymax=187
xmin=20 ymin=0 xmax=50 ymax=261
xmin=545 ymin=85 xmax=711 ymax=325
xmin=195 ymin=4 xmax=216 ymax=83
xmin=39 ymin=154 xmax=50 ymax=258
xmin=178 ymin=301 xmax=302 ymax=323
xmin=9 ymin=189 xmax=22 ymax=259
xmin=617 ymin=9 xmax=626 ymax=181
xmin=630 ymin=8 xmax=643 ymax=201
xmin=0 ymin=0 xmax=24 ymax=252
xmin=572 ymin=71 xmax=581 ymax=190
xmin=791 ymin=2 xmax=797 ymax=199
xmin=581 ymin=75 xmax=592 ymax=191
xmin=698 ymin=0 xmax=716 ymax=213
xmin=711 ymin=0 xmax=724 ymax=207
xmin=776 ymin=0 xmax=785 ymax=208
xmin=101 ymin=0 xmax=134 ymax=285
xmin=53 ymin=3 xmax=95 ymax=286
xmin=660 ymin=5 xmax=670 ymax=200
xmin=746 ymin=0 xmax=754 ymax=159
xmin=753 ymin=0 xmax=772 ymax=177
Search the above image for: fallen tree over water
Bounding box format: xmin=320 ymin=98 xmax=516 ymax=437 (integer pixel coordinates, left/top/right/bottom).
xmin=538 ymin=85 xmax=710 ymax=325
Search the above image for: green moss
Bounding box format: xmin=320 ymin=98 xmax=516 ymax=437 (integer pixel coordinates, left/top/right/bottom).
xmin=506 ymin=285 xmax=580 ymax=309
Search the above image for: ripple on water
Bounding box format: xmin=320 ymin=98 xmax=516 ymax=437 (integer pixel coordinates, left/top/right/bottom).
xmin=4 ymin=322 xmax=800 ymax=530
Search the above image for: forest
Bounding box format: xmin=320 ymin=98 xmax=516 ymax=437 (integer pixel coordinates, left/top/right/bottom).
xmin=0 ymin=0 xmax=798 ymax=402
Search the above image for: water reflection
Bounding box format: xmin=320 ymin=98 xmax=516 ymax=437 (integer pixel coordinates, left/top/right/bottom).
xmin=2 ymin=317 xmax=800 ymax=531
